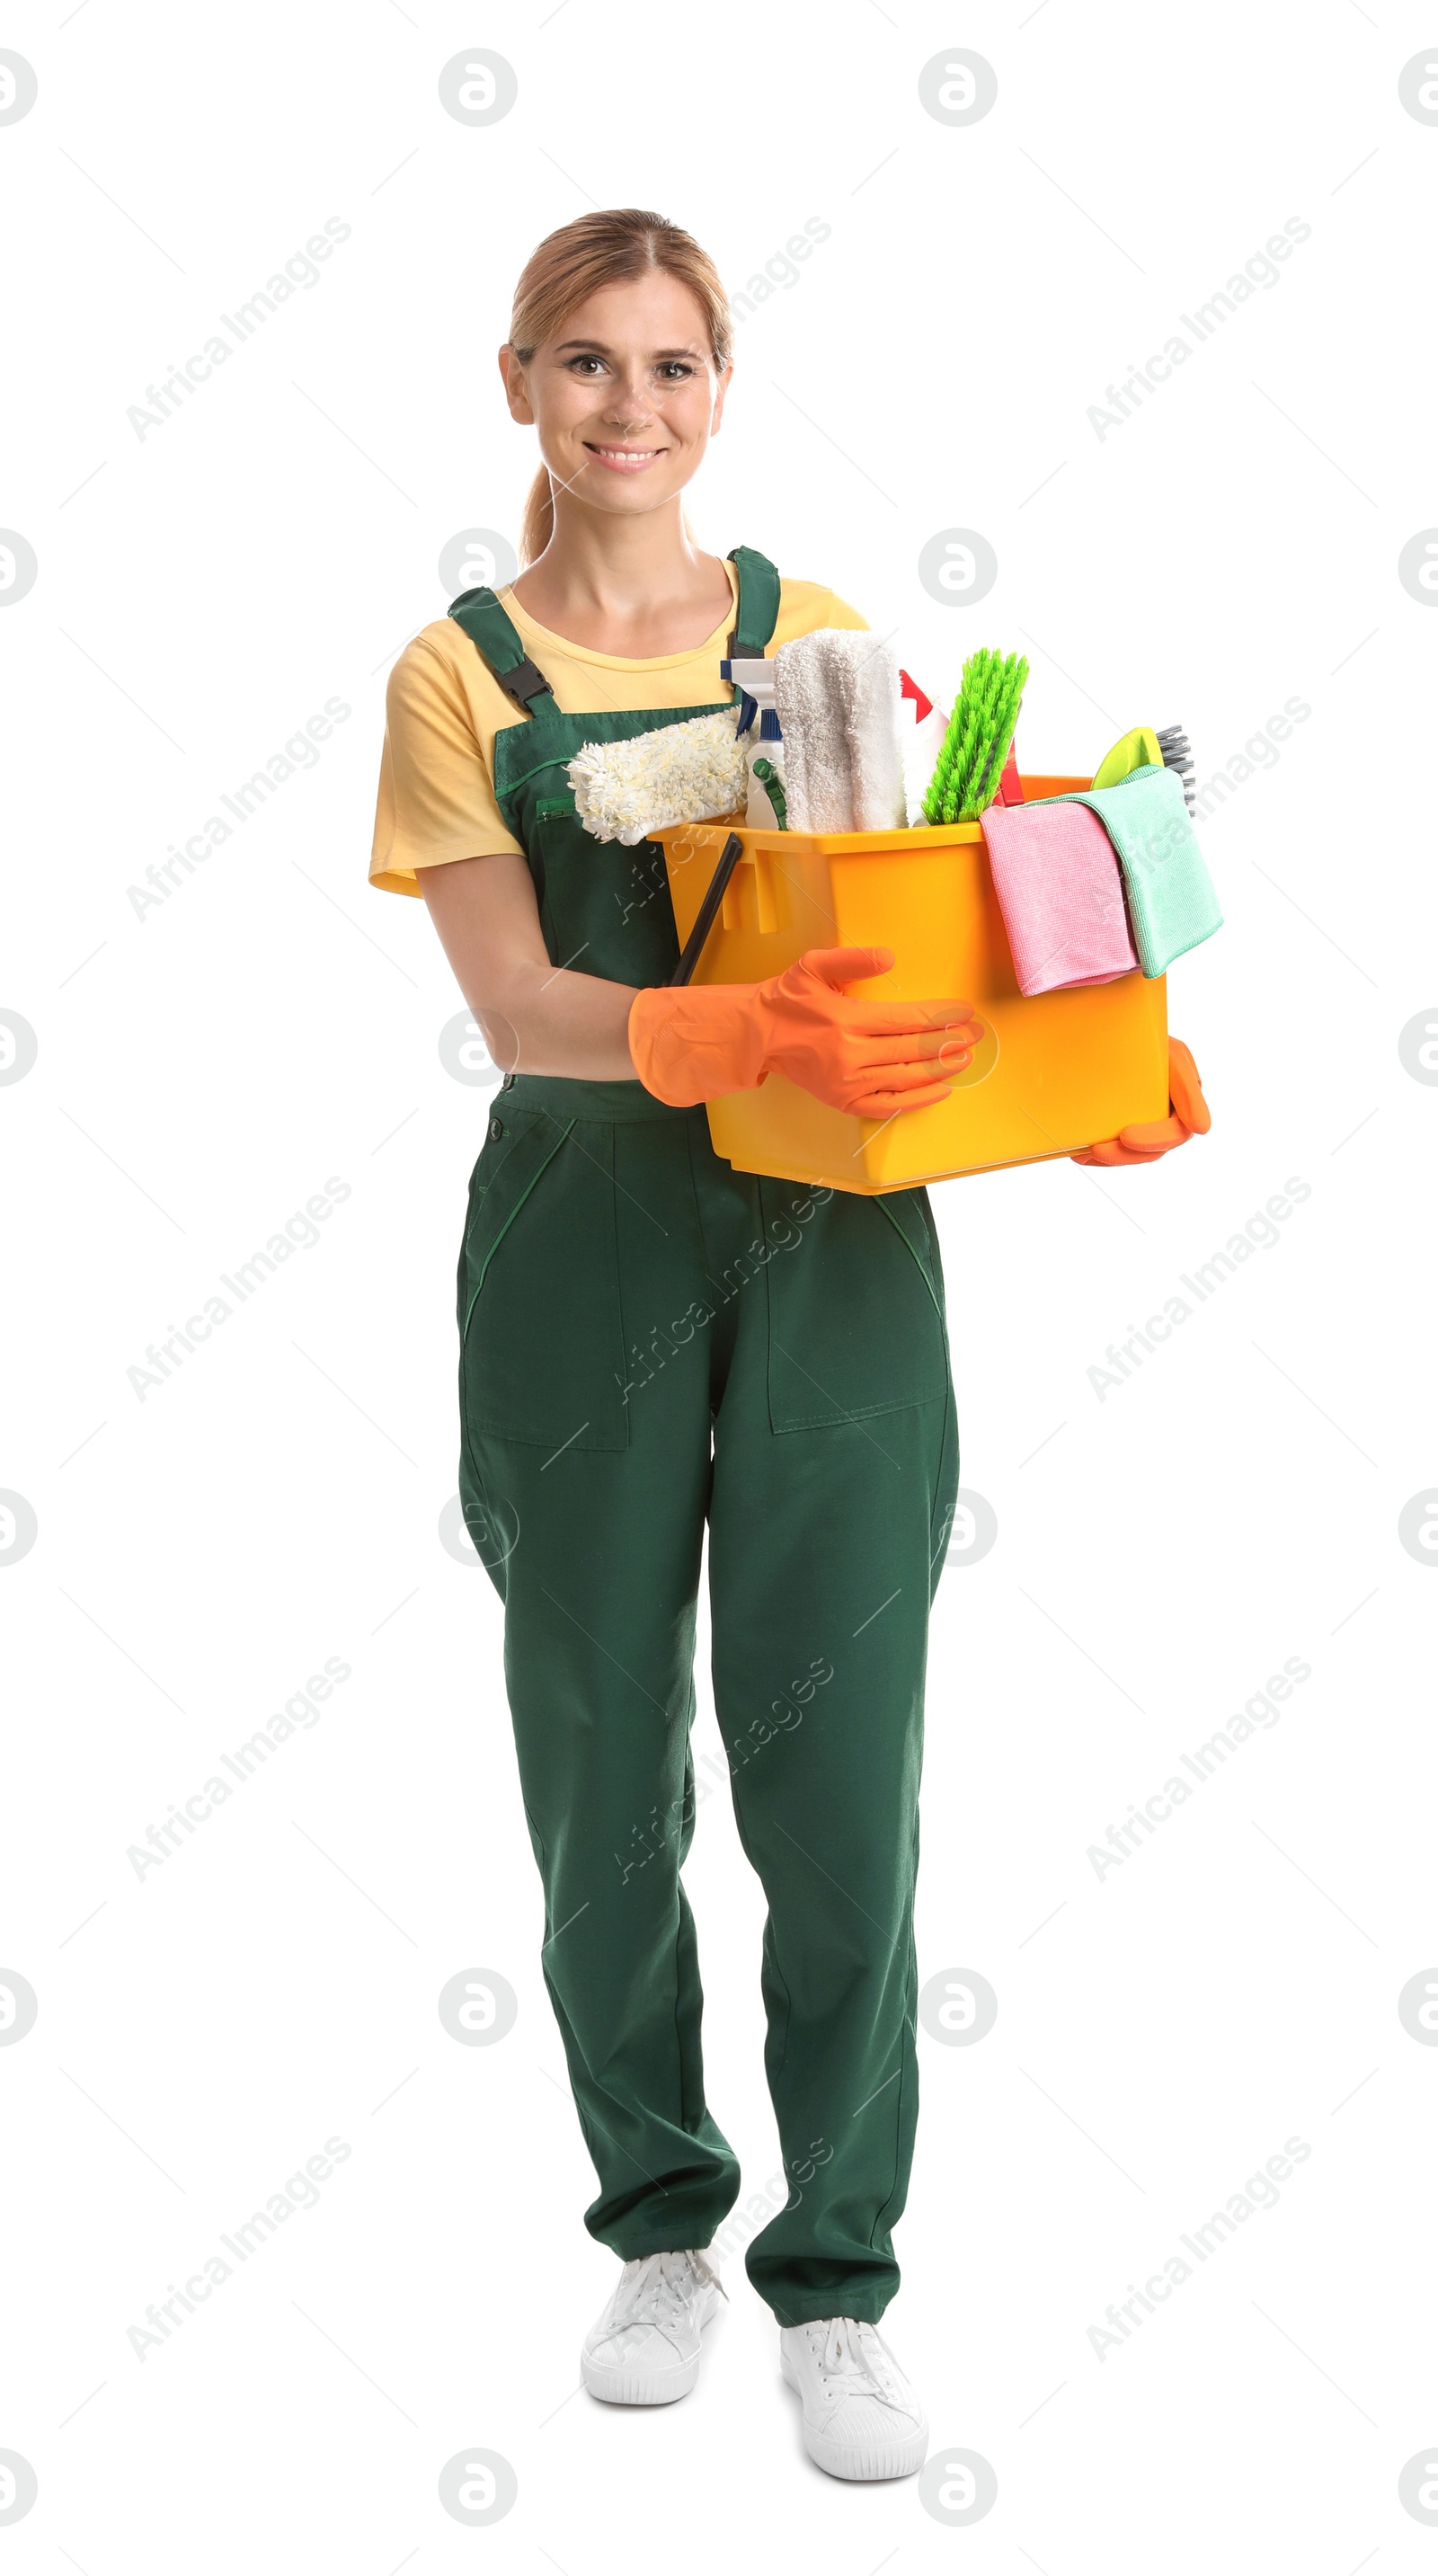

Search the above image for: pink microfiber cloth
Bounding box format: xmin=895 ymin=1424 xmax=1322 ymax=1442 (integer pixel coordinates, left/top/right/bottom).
xmin=980 ymin=801 xmax=1140 ymax=995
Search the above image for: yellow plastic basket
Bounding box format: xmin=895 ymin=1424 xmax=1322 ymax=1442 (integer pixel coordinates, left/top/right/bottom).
xmin=656 ymin=776 xmax=1168 ymax=1195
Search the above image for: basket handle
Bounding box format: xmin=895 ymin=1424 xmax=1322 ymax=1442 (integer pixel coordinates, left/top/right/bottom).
xmin=666 ymin=832 xmax=744 ymax=988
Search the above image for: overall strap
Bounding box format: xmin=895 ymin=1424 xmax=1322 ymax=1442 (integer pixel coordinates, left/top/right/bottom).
xmin=725 ymin=546 xmax=782 ymax=661
xmin=450 ymin=557 xmax=779 ymax=706
xmin=447 ymin=585 xmax=555 ymax=715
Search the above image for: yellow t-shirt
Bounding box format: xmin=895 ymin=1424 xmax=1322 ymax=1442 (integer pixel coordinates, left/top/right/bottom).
xmin=368 ymin=561 xmax=868 ymax=896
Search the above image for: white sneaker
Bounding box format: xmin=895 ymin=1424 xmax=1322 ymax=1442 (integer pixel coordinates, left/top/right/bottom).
xmin=779 ymin=2315 xmax=928 ymax=2480
xmin=581 ymin=2249 xmax=725 ymax=2404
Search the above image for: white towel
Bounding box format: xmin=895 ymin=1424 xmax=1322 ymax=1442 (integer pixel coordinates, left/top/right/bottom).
xmin=774 ymin=630 xmax=907 ymax=833
xmin=775 ymin=630 xmax=850 ymax=831
xmin=837 ymin=630 xmax=908 ymax=831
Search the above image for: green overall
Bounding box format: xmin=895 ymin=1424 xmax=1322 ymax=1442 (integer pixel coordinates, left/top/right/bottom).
xmin=450 ymin=548 xmax=960 ymax=2326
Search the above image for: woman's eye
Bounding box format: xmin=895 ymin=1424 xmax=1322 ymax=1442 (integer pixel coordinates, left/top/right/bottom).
xmin=659 ymin=362 xmax=694 ymax=379
xmin=567 ymin=355 xmax=605 ymax=375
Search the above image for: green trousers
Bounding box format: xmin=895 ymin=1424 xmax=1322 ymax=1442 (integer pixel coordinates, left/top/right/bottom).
xmin=457 ymin=1074 xmax=958 ymax=2326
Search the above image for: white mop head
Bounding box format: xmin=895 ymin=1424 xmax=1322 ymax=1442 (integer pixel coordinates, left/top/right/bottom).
xmin=774 ymin=629 xmax=908 ymax=834
xmin=568 ymin=710 xmax=748 ymax=846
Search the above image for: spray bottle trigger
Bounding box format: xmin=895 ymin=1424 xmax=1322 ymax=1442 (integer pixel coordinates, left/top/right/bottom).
xmin=995 ymin=741 xmax=1024 ymax=804
xmin=900 ymin=670 xmax=934 ymax=724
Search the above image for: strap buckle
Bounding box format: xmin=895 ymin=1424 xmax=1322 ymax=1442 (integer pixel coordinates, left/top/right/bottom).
xmin=495 ymin=656 xmax=552 ymax=711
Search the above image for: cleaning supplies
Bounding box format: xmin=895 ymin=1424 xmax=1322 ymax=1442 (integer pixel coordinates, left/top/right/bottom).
xmin=901 ymin=667 xmax=1024 ymax=827
xmin=901 ymin=671 xmax=951 ymax=829
xmin=721 ymin=657 xmax=788 ymax=828
xmin=978 ymin=801 xmax=1140 ymax=994
xmin=1092 ymin=722 xmax=1198 ymax=813
xmin=922 ymin=648 xmax=1029 ymax=824
xmin=1033 ymin=765 xmax=1222 ymax=975
xmin=652 ymin=806 xmax=1172 ymax=1192
xmin=568 ymin=710 xmax=747 ymax=845
xmin=837 ymin=633 xmax=910 ymax=831
xmin=1091 ymin=725 xmax=1164 ymax=789
xmin=773 ymin=630 xmax=908 ymax=833
xmin=900 ymin=671 xmax=933 ymax=725
xmin=1157 ymin=724 xmax=1196 ymax=813
xmin=752 ymin=756 xmax=788 ymax=828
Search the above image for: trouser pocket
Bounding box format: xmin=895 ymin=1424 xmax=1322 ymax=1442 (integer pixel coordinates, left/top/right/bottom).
xmin=458 ymin=1110 xmax=630 ymax=1452
xmin=757 ymin=1178 xmax=951 ymax=1434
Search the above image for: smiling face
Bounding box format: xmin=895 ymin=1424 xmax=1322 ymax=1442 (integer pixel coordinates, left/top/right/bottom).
xmin=501 ymin=269 xmax=729 ymax=525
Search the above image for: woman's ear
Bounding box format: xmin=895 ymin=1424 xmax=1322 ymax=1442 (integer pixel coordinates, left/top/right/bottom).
xmin=498 ymin=343 xmax=535 ymax=425
xmin=709 ymin=362 xmax=732 ymax=438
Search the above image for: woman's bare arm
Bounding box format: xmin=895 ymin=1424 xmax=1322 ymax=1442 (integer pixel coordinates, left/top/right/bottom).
xmin=417 ymin=851 xmax=641 ymax=1080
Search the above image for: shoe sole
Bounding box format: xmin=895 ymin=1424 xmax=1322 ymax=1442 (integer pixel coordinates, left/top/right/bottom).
xmin=581 ymin=2353 xmax=702 ymax=2405
xmin=780 ymin=2345 xmax=928 ymax=2481
xmin=581 ymin=2284 xmax=717 ymax=2406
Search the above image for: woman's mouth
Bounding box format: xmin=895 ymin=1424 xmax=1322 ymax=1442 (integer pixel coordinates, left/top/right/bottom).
xmin=584 ymin=444 xmax=664 ymax=474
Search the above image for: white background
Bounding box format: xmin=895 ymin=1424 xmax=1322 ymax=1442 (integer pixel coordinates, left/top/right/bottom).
xmin=4 ymin=1 xmax=1437 ymax=2565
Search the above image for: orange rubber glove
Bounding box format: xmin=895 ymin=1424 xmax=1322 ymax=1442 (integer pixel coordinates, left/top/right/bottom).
xmin=629 ymin=946 xmax=982 ymax=1119
xmin=1071 ymin=1037 xmax=1212 ymax=1167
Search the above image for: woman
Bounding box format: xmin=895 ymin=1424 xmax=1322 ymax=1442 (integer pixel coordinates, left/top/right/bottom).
xmin=369 ymin=209 xmax=1200 ymax=2482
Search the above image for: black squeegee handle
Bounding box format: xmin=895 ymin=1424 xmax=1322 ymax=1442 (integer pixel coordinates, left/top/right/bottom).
xmin=666 ymin=831 xmax=744 ymax=988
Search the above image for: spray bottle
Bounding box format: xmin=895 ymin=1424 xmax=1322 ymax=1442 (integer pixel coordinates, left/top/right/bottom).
xmin=900 ymin=670 xmax=950 ymax=827
xmin=720 ymin=657 xmax=788 ymax=828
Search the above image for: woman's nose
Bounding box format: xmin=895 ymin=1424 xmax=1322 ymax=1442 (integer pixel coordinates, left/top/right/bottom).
xmin=601 ymin=378 xmax=653 ymax=422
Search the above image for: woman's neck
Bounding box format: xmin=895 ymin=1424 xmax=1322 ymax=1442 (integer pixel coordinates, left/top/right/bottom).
xmin=510 ymin=497 xmax=735 ymax=657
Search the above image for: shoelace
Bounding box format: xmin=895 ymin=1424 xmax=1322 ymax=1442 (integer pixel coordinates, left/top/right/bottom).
xmin=611 ymin=2248 xmax=725 ymax=2334
xmin=809 ymin=2317 xmax=902 ymax=2405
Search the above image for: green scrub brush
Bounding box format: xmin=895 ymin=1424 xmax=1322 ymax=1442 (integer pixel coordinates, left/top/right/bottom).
xmin=922 ymin=647 xmax=1029 ymax=824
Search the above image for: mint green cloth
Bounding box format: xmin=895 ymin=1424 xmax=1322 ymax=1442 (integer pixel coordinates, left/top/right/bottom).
xmin=1029 ymin=764 xmax=1222 ymax=976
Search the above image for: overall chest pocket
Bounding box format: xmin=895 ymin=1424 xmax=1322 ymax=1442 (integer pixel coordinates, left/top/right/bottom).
xmin=758 ymin=1180 xmax=951 ymax=1435
xmin=531 ymin=802 xmax=679 ymax=989
xmin=458 ymin=1110 xmax=630 ymax=1452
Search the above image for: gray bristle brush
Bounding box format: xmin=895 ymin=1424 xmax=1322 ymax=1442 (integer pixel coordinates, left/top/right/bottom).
xmin=1157 ymin=724 xmax=1195 ymax=813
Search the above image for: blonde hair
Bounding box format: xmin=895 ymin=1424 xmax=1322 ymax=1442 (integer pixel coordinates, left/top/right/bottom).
xmin=508 ymin=209 xmax=732 ymax=568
